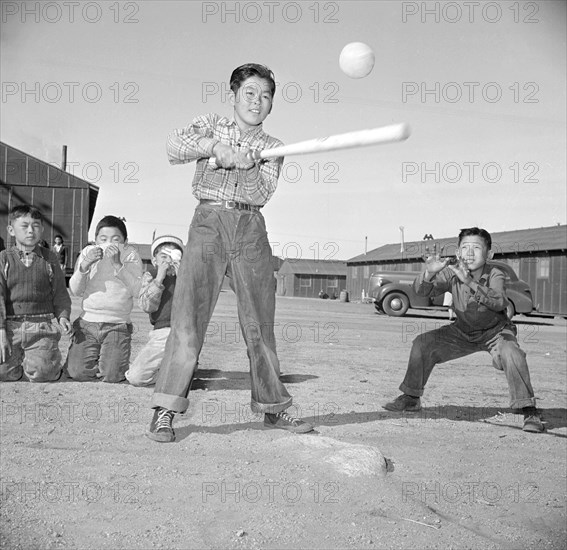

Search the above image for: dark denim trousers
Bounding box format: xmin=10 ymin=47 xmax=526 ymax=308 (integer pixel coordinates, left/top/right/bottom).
xmin=65 ymin=318 xmax=133 ymax=383
xmin=151 ymin=204 xmax=292 ymax=414
xmin=400 ymin=322 xmax=536 ymax=409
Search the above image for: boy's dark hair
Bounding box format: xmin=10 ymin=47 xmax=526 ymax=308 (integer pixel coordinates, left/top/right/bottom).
xmin=95 ymin=216 xmax=128 ymax=240
xmin=8 ymin=204 xmax=44 ymax=223
xmin=54 ymin=234 xmax=63 ymax=241
xmin=458 ymin=227 xmax=492 ymax=249
xmin=230 ymin=63 xmax=276 ymax=98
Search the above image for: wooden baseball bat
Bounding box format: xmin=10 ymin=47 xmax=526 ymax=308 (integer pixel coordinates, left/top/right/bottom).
xmin=208 ymin=122 xmax=410 ymax=166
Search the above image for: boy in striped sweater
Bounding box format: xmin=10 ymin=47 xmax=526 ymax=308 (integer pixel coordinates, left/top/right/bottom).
xmin=0 ymin=205 xmax=71 ymax=382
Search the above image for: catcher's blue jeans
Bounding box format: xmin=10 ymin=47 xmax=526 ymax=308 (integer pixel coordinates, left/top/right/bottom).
xmin=400 ymin=322 xmax=536 ymax=409
xmin=151 ymin=204 xmax=292 ymax=414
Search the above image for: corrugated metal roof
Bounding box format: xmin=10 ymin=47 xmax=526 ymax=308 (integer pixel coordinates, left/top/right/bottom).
xmin=1 ymin=141 xmax=99 ymax=191
xmin=347 ymin=225 xmax=567 ymax=264
xmin=278 ymin=259 xmax=347 ymax=276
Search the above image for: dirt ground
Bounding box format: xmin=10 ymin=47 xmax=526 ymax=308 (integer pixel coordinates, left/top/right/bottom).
xmin=1 ymin=292 xmax=566 ymax=550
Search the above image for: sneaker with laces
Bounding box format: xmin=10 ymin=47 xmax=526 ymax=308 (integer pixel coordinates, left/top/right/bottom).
xmin=383 ymin=394 xmax=422 ymax=412
xmin=264 ymin=411 xmax=314 ymax=434
xmin=146 ymin=407 xmax=175 ymax=442
xmin=522 ymin=413 xmax=544 ymax=433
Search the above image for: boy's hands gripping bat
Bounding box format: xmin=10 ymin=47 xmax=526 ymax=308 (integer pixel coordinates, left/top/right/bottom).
xmin=207 ymin=122 xmax=411 ymax=167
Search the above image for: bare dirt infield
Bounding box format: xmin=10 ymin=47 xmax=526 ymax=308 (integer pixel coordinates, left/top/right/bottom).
xmin=1 ymin=293 xmax=566 ymax=550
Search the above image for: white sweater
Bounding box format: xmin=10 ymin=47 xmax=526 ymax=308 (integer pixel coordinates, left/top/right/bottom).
xmin=69 ymin=244 xmax=142 ymax=323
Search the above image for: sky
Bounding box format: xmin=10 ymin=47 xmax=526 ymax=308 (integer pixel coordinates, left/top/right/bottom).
xmin=1 ymin=0 xmax=566 ymax=261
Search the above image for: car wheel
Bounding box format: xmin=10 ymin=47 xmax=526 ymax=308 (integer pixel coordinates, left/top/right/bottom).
xmin=506 ymin=301 xmax=516 ymax=320
xmin=382 ymin=292 xmax=410 ymax=317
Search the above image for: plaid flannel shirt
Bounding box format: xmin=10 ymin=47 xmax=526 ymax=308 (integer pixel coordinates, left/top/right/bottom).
xmin=19 ymin=247 xmax=51 ymax=270
xmin=166 ymin=113 xmax=284 ymax=206
xmin=138 ymin=271 xmax=164 ymax=313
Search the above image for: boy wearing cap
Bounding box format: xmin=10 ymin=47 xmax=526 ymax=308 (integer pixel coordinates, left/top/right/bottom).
xmin=126 ymin=236 xmax=184 ymax=387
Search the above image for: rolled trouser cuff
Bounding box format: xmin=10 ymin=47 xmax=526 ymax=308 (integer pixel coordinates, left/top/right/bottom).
xmin=251 ymin=397 xmax=293 ymax=414
xmin=511 ymin=397 xmax=536 ymax=409
xmin=151 ymin=392 xmax=189 ymax=414
xmin=399 ymin=383 xmax=424 ymax=397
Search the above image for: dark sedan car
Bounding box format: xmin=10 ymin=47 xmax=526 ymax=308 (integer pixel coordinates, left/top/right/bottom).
xmin=368 ymin=261 xmax=534 ymax=318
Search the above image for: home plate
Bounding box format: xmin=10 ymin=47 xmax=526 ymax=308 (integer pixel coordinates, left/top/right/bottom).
xmin=273 ymin=435 xmax=389 ymax=478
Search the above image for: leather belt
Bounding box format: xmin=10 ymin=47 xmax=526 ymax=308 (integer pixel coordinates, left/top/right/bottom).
xmin=7 ymin=314 xmax=54 ymax=322
xmin=199 ymin=199 xmax=260 ymax=211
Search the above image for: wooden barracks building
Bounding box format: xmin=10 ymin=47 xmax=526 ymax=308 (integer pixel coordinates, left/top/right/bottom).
xmin=276 ymin=259 xmax=347 ymax=299
xmin=0 ymin=141 xmax=99 ymax=270
xmin=346 ymin=225 xmax=567 ymax=316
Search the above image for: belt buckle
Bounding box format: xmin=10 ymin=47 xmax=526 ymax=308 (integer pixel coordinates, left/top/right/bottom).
xmin=225 ymin=200 xmax=236 ymax=209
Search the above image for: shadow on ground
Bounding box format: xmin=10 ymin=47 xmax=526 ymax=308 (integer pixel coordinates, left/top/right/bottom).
xmin=377 ymin=311 xmax=556 ymax=326
xmin=190 ymin=369 xmax=318 ymax=391
xmin=172 ymin=406 xmax=567 ymax=442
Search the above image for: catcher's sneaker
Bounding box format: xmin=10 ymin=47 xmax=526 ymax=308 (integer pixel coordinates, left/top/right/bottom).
xmin=264 ymin=411 xmax=314 ymax=434
xmin=146 ymin=407 xmax=175 ymax=442
xmin=383 ymin=394 xmax=421 ymax=413
xmin=522 ymin=409 xmax=544 ymax=433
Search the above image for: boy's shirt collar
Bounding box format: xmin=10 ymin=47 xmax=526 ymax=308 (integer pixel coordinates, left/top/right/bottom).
xmin=471 ymin=262 xmax=491 ymax=283
xmin=478 ymin=263 xmax=492 ymax=284
xmin=447 ymin=261 xmax=491 ymax=282
xmin=9 ymin=244 xmax=43 ymax=267
xmin=223 ymin=117 xmax=265 ymax=138
xmin=11 ymin=243 xmax=42 ymax=256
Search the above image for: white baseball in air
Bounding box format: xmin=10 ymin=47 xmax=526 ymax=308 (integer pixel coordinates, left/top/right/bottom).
xmin=339 ymin=42 xmax=375 ymax=79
